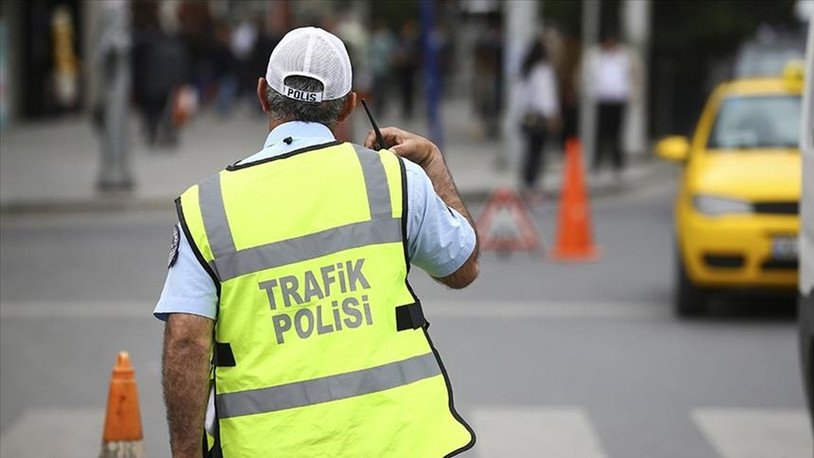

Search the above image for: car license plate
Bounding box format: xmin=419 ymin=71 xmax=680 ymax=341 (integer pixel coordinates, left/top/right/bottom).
xmin=772 ymin=236 xmax=798 ymax=260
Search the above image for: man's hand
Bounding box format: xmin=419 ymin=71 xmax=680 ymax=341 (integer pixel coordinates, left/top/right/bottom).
xmin=163 ymin=313 xmax=213 ymax=458
xmin=365 ymin=126 xmax=479 ymax=289
xmin=364 ymin=126 xmax=438 ymax=168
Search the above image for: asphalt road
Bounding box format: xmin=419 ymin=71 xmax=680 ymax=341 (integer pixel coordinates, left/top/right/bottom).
xmin=1 ymin=179 xmax=810 ymax=458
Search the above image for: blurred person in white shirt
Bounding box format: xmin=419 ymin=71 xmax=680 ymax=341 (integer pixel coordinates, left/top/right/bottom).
xmin=518 ymin=39 xmax=561 ymax=192
xmin=584 ymin=31 xmax=637 ymax=177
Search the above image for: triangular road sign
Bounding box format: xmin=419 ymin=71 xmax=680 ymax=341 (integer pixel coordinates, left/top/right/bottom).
xmin=476 ymin=187 xmax=541 ymax=252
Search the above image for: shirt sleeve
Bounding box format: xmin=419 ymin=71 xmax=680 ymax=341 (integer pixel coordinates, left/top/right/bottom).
xmin=153 ymin=223 xmax=218 ymax=321
xmin=404 ymin=160 xmax=476 ymax=278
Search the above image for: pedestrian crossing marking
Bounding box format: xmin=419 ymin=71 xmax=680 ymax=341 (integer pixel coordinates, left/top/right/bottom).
xmin=470 ymin=407 xmax=608 ymax=458
xmin=0 ymin=408 xmax=103 ymax=458
xmin=2 ymin=406 xmax=811 ymax=457
xmin=692 ymin=408 xmax=812 ymax=458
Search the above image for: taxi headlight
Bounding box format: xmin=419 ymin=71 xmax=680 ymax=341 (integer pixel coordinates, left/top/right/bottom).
xmin=692 ymin=195 xmax=753 ymax=216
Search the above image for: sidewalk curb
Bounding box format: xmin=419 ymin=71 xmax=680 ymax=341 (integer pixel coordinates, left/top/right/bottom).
xmin=0 ymin=198 xmax=174 ymax=215
xmin=0 ymin=162 xmax=673 ymax=215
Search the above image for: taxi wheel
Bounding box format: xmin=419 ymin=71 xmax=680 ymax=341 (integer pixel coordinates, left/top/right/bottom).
xmin=676 ymin=254 xmax=708 ymax=317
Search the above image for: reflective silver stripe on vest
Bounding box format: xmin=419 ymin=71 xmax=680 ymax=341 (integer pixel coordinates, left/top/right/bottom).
xmin=353 ymin=145 xmax=392 ymax=218
xmin=199 ymin=144 xmax=400 ymax=281
xmin=198 ymin=174 xmax=235 ymax=279
xmin=215 ymin=218 xmax=401 ymax=281
xmin=216 ymin=352 xmax=440 ymax=419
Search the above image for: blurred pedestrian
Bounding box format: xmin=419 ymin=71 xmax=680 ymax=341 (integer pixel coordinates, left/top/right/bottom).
xmin=394 ymin=19 xmax=421 ymax=119
xmin=50 ymin=5 xmax=79 ymax=110
xmin=231 ymin=16 xmax=258 ymax=107
xmin=335 ymin=11 xmax=371 ymax=142
xmin=248 ymin=14 xmax=281 ymax=114
xmin=584 ymin=30 xmax=635 ymax=176
xmin=176 ymin=0 xmax=213 ymax=108
xmin=155 ymin=27 xmax=478 ymax=457
xmin=369 ymin=19 xmax=396 ymax=116
xmin=557 ymin=34 xmax=582 ymax=146
xmin=433 ymin=22 xmax=454 ymax=98
xmin=337 ymin=11 xmax=372 ymax=98
xmin=132 ymin=13 xmax=189 ymax=147
xmin=472 ymin=15 xmax=503 ymax=138
xmin=518 ymin=39 xmax=560 ymax=191
xmin=211 ymin=20 xmax=238 ymax=116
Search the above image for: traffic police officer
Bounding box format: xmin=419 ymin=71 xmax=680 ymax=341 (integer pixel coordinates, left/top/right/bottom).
xmin=155 ymin=27 xmax=479 ymax=457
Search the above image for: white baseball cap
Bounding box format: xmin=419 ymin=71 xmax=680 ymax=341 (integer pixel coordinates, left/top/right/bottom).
xmin=265 ymin=27 xmax=353 ymax=103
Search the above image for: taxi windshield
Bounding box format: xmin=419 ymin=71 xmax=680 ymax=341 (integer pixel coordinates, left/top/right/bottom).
xmin=707 ymin=95 xmax=801 ymax=150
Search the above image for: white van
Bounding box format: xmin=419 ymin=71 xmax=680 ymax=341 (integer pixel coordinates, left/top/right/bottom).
xmin=798 ymin=19 xmax=814 ymax=427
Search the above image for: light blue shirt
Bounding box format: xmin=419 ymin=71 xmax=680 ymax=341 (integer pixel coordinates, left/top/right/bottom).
xmin=154 ymin=122 xmax=475 ymax=320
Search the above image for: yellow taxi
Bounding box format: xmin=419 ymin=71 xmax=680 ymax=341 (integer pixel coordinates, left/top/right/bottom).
xmin=657 ymin=63 xmax=804 ymax=316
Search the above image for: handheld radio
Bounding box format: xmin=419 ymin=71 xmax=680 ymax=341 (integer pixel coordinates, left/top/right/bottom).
xmin=361 ymin=99 xmax=386 ymax=151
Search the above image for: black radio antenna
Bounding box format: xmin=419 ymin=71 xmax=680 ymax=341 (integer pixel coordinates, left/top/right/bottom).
xmin=361 ymin=99 xmax=386 ymax=151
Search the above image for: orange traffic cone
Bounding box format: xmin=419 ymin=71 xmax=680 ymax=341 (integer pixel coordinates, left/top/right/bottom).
xmin=100 ymin=351 xmax=145 ymax=458
xmin=549 ymin=138 xmax=600 ymax=261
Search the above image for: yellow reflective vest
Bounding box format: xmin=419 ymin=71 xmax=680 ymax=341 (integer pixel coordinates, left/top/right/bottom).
xmin=177 ymin=141 xmax=475 ymax=457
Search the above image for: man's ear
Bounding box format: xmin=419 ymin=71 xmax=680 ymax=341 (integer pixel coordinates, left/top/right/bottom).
xmin=337 ymin=92 xmax=358 ymax=123
xmin=257 ymin=78 xmax=271 ymax=113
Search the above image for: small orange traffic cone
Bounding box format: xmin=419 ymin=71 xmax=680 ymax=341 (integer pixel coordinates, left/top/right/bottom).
xmin=549 ymin=138 xmax=600 ymax=261
xmin=100 ymin=351 xmax=145 ymax=458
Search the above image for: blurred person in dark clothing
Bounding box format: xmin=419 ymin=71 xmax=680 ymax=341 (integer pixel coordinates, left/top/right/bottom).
xmin=558 ymin=37 xmax=582 ymax=145
xmin=369 ymin=19 xmax=396 ymax=116
xmin=434 ymin=22 xmax=455 ymax=98
xmin=211 ymin=20 xmax=238 ymax=116
xmin=232 ymin=16 xmax=259 ymax=108
xmin=133 ymin=21 xmax=190 ymax=147
xmin=473 ymin=17 xmax=503 ymax=138
xmin=247 ymin=14 xmax=282 ymax=114
xmin=394 ymin=19 xmax=421 ymax=120
xmin=176 ymin=0 xmax=213 ymax=100
xmin=518 ymin=39 xmax=560 ymax=192
xmin=540 ymin=22 xmax=579 ymax=147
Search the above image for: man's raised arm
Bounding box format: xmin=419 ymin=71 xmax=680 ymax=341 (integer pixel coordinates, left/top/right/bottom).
xmin=365 ymin=127 xmax=479 ymax=289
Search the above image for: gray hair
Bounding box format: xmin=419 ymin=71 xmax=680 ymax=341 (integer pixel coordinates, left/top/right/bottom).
xmin=266 ymin=76 xmax=349 ymax=128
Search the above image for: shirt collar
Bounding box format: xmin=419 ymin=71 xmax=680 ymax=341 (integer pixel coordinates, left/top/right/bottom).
xmin=263 ymin=121 xmax=336 ymax=150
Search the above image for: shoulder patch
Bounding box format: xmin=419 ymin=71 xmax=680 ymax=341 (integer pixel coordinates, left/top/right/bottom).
xmin=168 ymin=225 xmax=180 ymax=268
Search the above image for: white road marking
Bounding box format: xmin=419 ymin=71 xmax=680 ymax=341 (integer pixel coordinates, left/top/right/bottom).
xmin=470 ymin=407 xmax=608 ymax=458
xmin=0 ymin=300 xmax=665 ymax=320
xmin=693 ymin=408 xmax=813 ymax=458
xmin=0 ymin=408 xmax=104 ymax=458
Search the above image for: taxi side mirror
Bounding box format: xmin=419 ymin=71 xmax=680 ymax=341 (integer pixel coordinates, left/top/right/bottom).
xmin=656 ymin=136 xmax=690 ymax=162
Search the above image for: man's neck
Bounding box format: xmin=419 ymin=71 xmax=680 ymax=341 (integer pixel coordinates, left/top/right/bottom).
xmin=269 ymin=117 xmax=335 ymax=136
